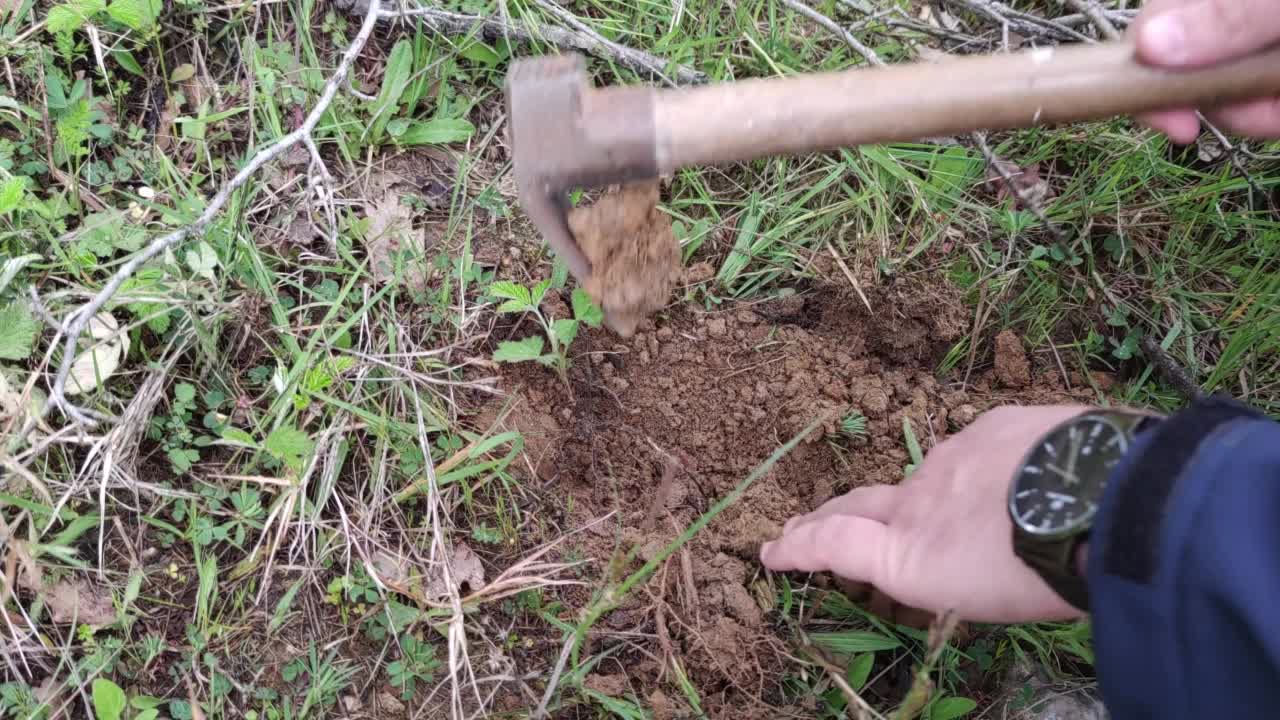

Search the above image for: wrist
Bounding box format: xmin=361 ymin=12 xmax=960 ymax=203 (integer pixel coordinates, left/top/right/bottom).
xmin=1075 ymin=541 xmax=1089 ymax=576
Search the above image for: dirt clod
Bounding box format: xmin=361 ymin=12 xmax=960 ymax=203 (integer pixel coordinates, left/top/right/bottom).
xmin=994 ymin=330 xmax=1032 ymax=388
xmin=568 ymin=181 xmax=681 ymax=337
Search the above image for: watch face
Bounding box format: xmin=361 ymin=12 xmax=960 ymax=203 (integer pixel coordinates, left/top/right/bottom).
xmin=1009 ymin=414 xmax=1129 ymax=537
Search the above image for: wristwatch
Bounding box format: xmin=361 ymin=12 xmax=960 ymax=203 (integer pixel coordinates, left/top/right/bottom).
xmin=1008 ymin=408 xmax=1163 ymax=611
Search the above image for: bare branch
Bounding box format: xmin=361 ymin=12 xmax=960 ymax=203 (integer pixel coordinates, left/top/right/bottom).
xmin=780 ymin=0 xmax=882 ymax=67
xmin=1140 ymin=336 xmax=1204 ymax=400
xmin=1061 ymin=0 xmax=1121 ymax=39
xmin=375 ymin=2 xmax=705 ymax=85
xmin=45 ymin=0 xmax=385 ymax=426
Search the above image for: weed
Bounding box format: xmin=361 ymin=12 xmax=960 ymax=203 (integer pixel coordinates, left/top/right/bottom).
xmin=386 ymin=633 xmax=442 ymax=700
xmin=488 ymin=277 xmax=604 ymax=386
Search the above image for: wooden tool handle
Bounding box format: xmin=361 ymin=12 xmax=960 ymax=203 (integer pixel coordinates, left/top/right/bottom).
xmin=652 ymin=40 xmax=1280 ymax=171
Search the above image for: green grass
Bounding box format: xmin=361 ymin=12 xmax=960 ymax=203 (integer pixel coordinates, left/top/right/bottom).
xmin=2 ymin=0 xmax=1277 ymax=717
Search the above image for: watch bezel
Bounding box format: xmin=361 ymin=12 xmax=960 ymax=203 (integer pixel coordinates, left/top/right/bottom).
xmin=1007 ymin=412 xmax=1130 ymax=540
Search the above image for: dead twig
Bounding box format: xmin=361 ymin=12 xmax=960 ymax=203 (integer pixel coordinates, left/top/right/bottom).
xmin=375 ymin=3 xmax=705 ymax=85
xmin=45 ymin=0 xmax=386 ymax=427
xmin=641 ymin=438 xmax=681 ymax=532
xmin=1061 ymin=0 xmax=1120 ymax=39
xmin=826 ymin=241 xmax=873 ymax=313
xmin=1139 ymin=336 xmax=1204 ymax=400
xmin=531 ymin=633 xmax=576 ymax=720
xmin=780 ymin=0 xmax=881 ymax=65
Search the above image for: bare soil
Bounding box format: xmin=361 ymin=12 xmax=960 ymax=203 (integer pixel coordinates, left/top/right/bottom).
xmin=473 ymin=274 xmax=1103 ymax=716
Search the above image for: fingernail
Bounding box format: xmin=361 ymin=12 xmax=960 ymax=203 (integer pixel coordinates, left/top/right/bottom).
xmin=1142 ymin=15 xmax=1188 ymax=65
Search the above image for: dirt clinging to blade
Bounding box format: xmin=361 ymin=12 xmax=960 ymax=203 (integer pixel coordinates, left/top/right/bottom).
xmin=568 ymin=181 xmax=681 ymax=337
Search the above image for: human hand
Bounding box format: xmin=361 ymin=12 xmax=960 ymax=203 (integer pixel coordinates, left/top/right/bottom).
xmin=760 ymin=405 xmax=1091 ymax=624
xmin=1131 ymin=0 xmax=1280 ymax=143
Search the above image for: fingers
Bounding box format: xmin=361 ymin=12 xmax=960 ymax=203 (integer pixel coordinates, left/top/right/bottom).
xmin=1134 ymin=0 xmax=1280 ymax=68
xmin=1207 ymin=97 xmax=1280 ymax=139
xmin=1136 ymin=99 xmax=1280 ymax=145
xmin=782 ymin=483 xmax=900 ymax=534
xmin=1135 ymin=109 xmax=1203 ymax=145
xmin=760 ymin=514 xmax=889 ymax=585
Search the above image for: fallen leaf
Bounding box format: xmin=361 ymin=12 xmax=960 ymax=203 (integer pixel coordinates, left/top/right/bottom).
xmin=170 ymin=63 xmax=196 ymax=83
xmin=18 ymin=566 xmax=118 ymax=625
xmin=425 ymin=542 xmax=485 ymax=600
xmin=1197 ymin=136 xmax=1225 ymax=163
xmin=369 ymin=549 xmax=423 ymax=599
xmin=984 ymin=159 xmax=1052 ymax=209
xmin=64 ymin=312 xmax=130 ymax=396
xmin=1 ymin=369 xmax=45 ymax=454
xmin=374 ymin=692 xmax=405 ymax=714
xmin=363 ymin=191 xmax=430 ymax=290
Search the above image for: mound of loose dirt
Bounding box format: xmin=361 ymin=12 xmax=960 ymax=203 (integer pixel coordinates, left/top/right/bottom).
xmin=568 ymin=181 xmax=681 ymax=338
xmin=474 ymin=279 xmax=1100 ymax=716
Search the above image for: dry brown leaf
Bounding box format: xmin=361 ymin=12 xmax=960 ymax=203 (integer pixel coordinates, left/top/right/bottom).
xmin=984 ymin=159 xmax=1053 ymax=209
xmin=369 ymin=542 xmax=485 ymax=602
xmin=369 ymin=548 xmax=423 ymax=599
xmin=1197 ymin=136 xmax=1225 ymax=163
xmin=18 ymin=567 xmax=118 ymax=625
xmin=375 ymin=691 xmax=405 ymax=714
xmin=64 ymin=312 xmax=130 ymax=396
xmin=425 ymin=542 xmax=485 ymax=600
xmin=363 ymin=191 xmax=430 ymax=291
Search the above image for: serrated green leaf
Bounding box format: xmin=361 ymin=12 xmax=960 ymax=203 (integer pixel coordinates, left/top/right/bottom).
xmin=0 ymin=176 xmax=28 ymax=215
xmin=107 ymin=0 xmax=159 ymax=31
xmin=530 ymin=278 xmax=552 ymax=307
xmin=571 ymin=288 xmax=603 ymax=327
xmin=0 ymin=254 xmax=40 ymax=296
xmin=92 ymin=678 xmax=127 ymax=720
xmin=185 ymin=241 xmax=218 ymax=281
xmin=174 ymin=383 xmax=196 ymax=403
xmin=492 ymin=336 xmax=544 ymax=363
xmin=488 ymin=281 xmax=531 ymax=305
xmin=550 ymin=256 xmax=569 ymax=289
xmin=552 ymin=318 xmax=579 ymax=347
xmin=47 ymin=0 xmax=106 ymax=34
xmin=496 ymin=299 xmax=532 ymax=314
xmin=396 ymin=118 xmax=475 ymax=146
xmin=265 ymin=426 xmax=314 ymax=473
xmin=0 ymin=301 xmax=38 ymax=360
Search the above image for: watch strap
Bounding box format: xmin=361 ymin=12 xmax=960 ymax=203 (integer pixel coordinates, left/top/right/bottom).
xmin=1013 ymin=529 xmax=1090 ymax=611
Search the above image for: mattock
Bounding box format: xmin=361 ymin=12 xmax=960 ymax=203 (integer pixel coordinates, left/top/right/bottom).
xmin=504 ymin=39 xmax=1280 ymax=333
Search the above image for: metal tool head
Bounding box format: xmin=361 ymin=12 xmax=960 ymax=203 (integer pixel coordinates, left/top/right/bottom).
xmin=504 ymin=53 xmax=659 ymax=283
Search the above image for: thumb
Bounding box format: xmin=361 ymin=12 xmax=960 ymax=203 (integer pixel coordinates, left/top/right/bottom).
xmin=1135 ymin=0 xmax=1280 ymax=68
xmin=760 ymin=514 xmax=889 ymax=585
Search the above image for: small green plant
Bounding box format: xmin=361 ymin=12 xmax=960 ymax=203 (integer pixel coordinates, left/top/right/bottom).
xmin=487 ymin=279 xmax=603 ymax=385
xmin=148 ymin=383 xmax=231 ymax=474
xmin=91 ymin=678 xmax=165 ymax=720
xmin=386 ymin=633 xmax=442 ymax=700
xmin=902 ymin=416 xmax=925 ymax=477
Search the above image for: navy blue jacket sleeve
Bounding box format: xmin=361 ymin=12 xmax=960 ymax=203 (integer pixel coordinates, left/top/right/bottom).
xmin=1086 ymin=395 xmax=1280 ymax=720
